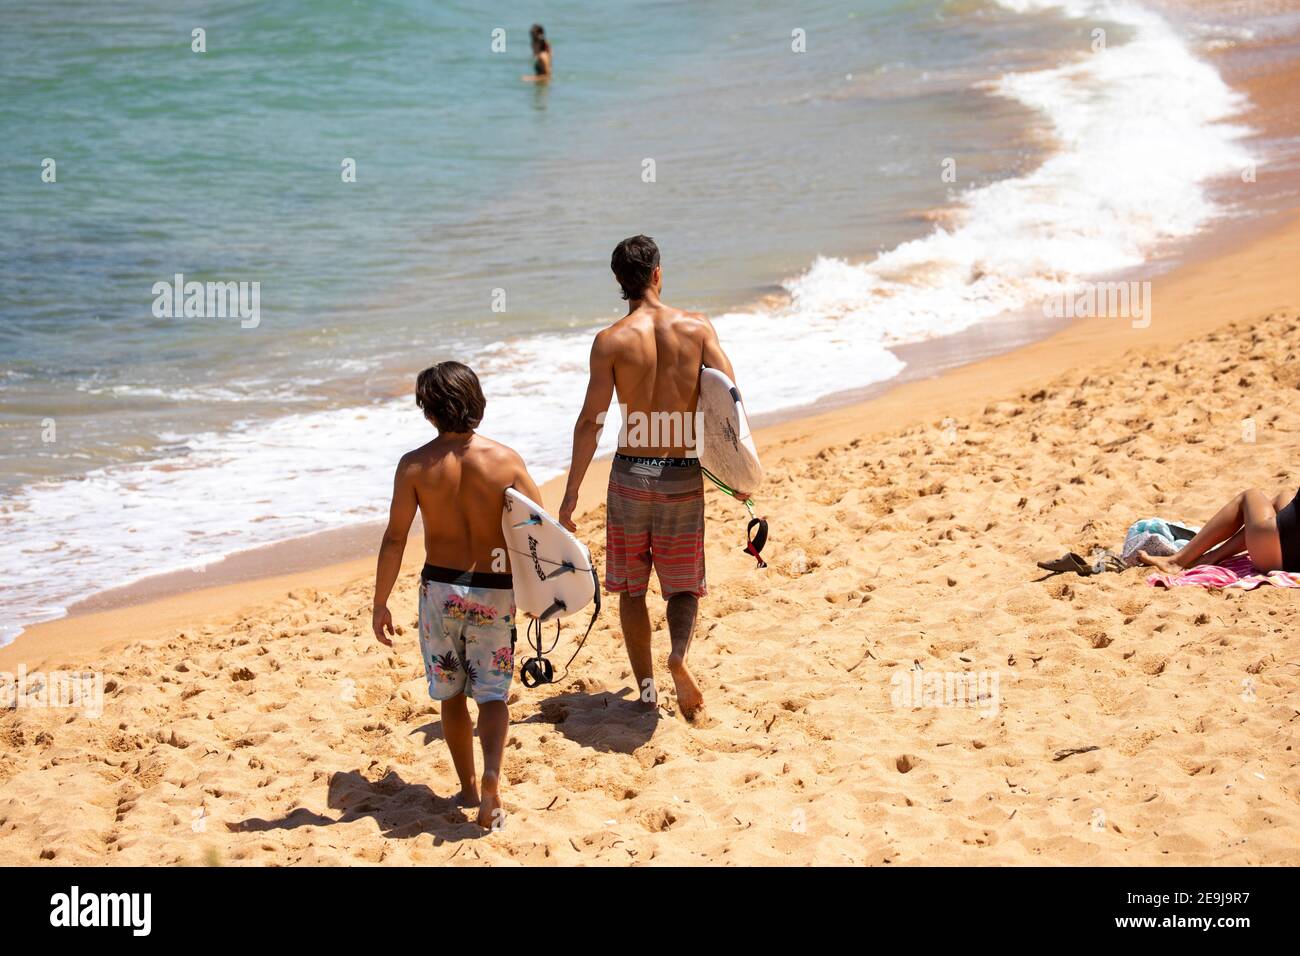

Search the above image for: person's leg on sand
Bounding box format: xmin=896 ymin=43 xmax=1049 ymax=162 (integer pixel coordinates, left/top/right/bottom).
xmin=438 ymin=692 xmax=479 ymax=806
xmin=416 ymin=577 xmax=479 ymax=805
xmin=1194 ymin=527 xmax=1246 ymax=569
xmin=603 ymin=457 xmax=707 ymax=716
xmin=1139 ymin=488 xmax=1284 ymax=573
xmin=475 ymin=699 xmax=508 ymax=828
xmin=647 ymin=459 xmax=707 ymax=718
xmin=619 ymin=593 xmax=656 ymax=705
xmin=605 ymin=456 xmax=659 ymax=706
xmin=1178 ymin=488 xmax=1293 ymax=568
xmin=666 ymin=592 xmax=703 ymax=719
xmin=416 ymin=569 xmax=517 ymax=825
xmin=447 ymin=578 xmax=516 ymax=829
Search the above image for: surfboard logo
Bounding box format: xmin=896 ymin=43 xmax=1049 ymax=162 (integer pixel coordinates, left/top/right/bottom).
xmin=527 ymin=534 xmax=546 ymax=581
xmin=723 ymin=419 xmax=739 ymax=450
xmin=502 ymin=487 xmax=597 ymax=624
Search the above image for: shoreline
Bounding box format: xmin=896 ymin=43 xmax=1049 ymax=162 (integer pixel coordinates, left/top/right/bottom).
xmin=6 ymin=3 xmax=1300 ymax=868
xmin=5 ymin=200 xmax=1298 ymax=672
xmin=5 ymin=240 xmax=1299 ymax=865
xmin=5 ymin=3 xmax=1298 ymax=665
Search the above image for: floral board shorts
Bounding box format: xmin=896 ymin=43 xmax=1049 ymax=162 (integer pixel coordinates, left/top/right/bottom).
xmin=417 ymin=564 xmax=517 ymax=704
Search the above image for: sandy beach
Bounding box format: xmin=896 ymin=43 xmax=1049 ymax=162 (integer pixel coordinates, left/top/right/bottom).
xmin=5 ymin=0 xmax=1300 ymax=870
xmin=4 ymin=200 xmax=1299 ymax=864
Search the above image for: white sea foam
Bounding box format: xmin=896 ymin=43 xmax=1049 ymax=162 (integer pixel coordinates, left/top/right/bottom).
xmin=0 ymin=0 xmax=1253 ymax=643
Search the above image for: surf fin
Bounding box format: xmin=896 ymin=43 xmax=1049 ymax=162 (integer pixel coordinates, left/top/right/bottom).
xmin=537 ymin=598 xmax=567 ymax=623
xmin=512 ymin=513 xmax=544 ymax=529
xmin=543 ymin=560 xmax=576 ymax=580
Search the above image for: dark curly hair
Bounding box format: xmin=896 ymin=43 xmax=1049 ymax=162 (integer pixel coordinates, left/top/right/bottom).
xmin=415 ymin=361 xmax=485 ymax=433
xmin=610 ymin=234 xmax=660 ymax=301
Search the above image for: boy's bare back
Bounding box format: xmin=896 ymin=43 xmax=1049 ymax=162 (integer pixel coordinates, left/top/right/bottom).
xmin=397 ymin=434 xmax=542 ymax=572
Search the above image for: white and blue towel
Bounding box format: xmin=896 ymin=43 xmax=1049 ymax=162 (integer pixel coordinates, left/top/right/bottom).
xmin=1121 ymin=518 xmax=1199 ymax=566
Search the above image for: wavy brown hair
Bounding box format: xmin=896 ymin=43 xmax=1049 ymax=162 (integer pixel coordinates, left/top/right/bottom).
xmin=415 ymin=361 xmax=485 ymax=433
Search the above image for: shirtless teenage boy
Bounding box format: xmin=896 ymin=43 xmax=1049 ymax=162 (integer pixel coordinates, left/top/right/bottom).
xmin=372 ymin=361 xmax=544 ymax=828
xmin=559 ymin=235 xmax=743 ymax=720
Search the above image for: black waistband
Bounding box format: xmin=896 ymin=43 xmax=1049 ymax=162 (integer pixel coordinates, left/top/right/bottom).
xmin=421 ymin=563 xmax=513 ymax=590
xmin=615 ymin=453 xmax=701 ymax=468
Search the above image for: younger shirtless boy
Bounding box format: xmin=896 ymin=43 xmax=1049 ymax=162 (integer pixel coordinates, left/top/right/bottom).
xmin=372 ymin=361 xmax=543 ymax=828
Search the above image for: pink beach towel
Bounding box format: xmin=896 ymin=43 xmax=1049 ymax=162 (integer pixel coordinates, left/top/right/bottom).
xmin=1146 ymin=553 xmax=1300 ymax=590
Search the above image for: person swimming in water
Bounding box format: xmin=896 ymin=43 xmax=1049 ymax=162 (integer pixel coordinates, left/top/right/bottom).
xmin=524 ymin=23 xmax=552 ymax=81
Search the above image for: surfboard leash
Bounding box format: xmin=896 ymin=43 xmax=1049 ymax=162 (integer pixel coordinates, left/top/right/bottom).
xmin=518 ymin=565 xmax=602 ymax=688
xmin=519 ymin=616 xmax=560 ymax=688
xmin=700 ymin=467 xmax=769 ymax=569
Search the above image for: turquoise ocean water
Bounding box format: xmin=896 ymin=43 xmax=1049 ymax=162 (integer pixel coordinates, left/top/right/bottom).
xmin=0 ymin=0 xmax=1257 ymax=639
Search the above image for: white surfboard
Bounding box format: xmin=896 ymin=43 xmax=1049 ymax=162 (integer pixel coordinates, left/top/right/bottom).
xmin=501 ymin=488 xmax=597 ymax=622
xmin=698 ymin=367 xmax=763 ymax=494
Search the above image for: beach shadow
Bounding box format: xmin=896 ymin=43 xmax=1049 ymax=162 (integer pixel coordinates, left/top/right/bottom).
xmin=227 ymin=768 xmax=487 ymax=844
xmin=410 ymin=718 xmax=447 ymax=747
xmin=516 ymin=688 xmax=658 ymax=754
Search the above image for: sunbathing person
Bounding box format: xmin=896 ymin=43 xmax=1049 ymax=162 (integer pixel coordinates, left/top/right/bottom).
xmin=1138 ymin=486 xmax=1300 ymax=575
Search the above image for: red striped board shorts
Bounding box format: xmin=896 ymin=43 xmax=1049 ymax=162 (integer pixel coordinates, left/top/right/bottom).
xmin=606 ymin=453 xmax=707 ymax=599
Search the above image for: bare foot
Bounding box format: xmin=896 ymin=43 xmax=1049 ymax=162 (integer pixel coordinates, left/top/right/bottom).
xmin=454 ymin=785 xmax=479 ymax=808
xmin=637 ymin=676 xmax=660 ymax=710
xmin=1136 ymin=550 xmax=1184 ymax=575
xmin=476 ymin=773 xmax=502 ymax=830
xmin=667 ymin=654 xmax=704 ymax=721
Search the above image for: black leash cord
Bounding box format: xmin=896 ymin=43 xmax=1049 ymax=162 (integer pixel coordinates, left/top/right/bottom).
xmin=518 ymin=567 xmax=601 ymax=687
